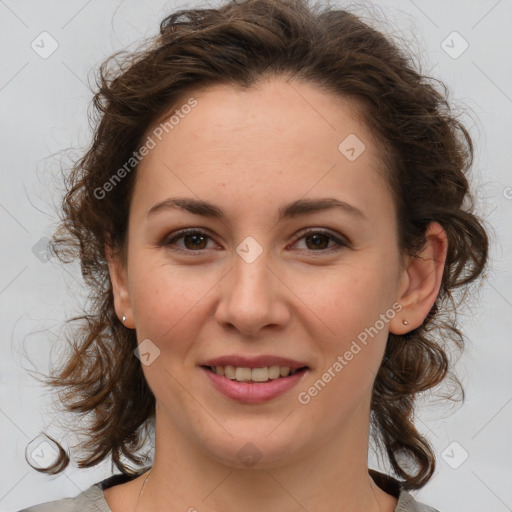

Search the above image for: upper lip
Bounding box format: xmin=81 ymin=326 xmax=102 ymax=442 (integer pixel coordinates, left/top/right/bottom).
xmin=200 ymin=355 xmax=309 ymax=370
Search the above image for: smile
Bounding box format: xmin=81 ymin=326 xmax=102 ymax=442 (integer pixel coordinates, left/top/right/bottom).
xmin=206 ymin=364 xmax=304 ymax=382
xmin=201 ymin=365 xmax=309 ymax=403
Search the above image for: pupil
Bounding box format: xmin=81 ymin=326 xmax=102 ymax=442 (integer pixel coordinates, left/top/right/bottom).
xmin=185 ymin=234 xmax=206 ymax=249
xmin=307 ymin=234 xmax=328 ymax=250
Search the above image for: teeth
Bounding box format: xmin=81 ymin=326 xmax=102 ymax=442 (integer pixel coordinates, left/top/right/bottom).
xmin=268 ymin=365 xmax=281 ymax=379
xmin=280 ymin=366 xmax=290 ymax=377
xmin=212 ymin=365 xmax=301 ymax=382
xmin=224 ymin=365 xmax=236 ymax=379
xmin=235 ymin=367 xmax=252 ymax=382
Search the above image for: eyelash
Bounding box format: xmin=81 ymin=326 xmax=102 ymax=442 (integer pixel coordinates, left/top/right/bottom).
xmin=163 ymin=228 xmax=349 ymax=255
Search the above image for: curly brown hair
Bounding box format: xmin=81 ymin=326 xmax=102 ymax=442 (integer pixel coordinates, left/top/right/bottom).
xmin=25 ymin=0 xmax=488 ymax=490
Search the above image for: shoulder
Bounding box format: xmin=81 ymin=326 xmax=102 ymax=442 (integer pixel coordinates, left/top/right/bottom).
xmin=16 ymin=483 xmax=106 ymax=512
xmin=369 ymin=469 xmax=441 ymax=512
xmin=395 ymin=489 xmax=441 ymax=512
xmin=16 ymin=467 xmax=152 ymax=512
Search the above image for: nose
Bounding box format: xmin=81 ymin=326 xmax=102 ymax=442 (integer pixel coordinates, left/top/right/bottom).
xmin=214 ymin=248 xmax=291 ymax=337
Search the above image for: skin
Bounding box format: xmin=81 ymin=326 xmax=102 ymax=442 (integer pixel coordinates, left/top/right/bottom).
xmin=104 ymin=77 xmax=447 ymax=512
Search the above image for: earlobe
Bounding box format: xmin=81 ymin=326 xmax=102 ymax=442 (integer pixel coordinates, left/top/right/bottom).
xmin=389 ymin=222 xmax=448 ymax=334
xmin=105 ymin=243 xmax=134 ymax=328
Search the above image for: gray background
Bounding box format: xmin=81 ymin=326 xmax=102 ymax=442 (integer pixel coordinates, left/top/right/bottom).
xmin=1 ymin=0 xmax=511 ymax=511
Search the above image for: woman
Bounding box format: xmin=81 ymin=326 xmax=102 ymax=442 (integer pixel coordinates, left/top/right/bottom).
xmin=19 ymin=0 xmax=488 ymax=510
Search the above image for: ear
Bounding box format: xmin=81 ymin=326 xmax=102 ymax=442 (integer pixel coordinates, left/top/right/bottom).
xmin=389 ymin=222 xmax=448 ymax=335
xmin=105 ymin=242 xmax=135 ymax=329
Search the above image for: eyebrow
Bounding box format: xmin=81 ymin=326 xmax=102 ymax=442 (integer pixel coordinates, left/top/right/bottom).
xmin=147 ymin=196 xmax=367 ymax=222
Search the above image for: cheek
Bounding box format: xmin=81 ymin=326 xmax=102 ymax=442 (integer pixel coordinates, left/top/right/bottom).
xmin=309 ymin=262 xmax=396 ymax=335
xmin=298 ymin=271 xmax=394 ymax=412
xmin=303 ymin=260 xmax=398 ymax=389
xmin=128 ymin=258 xmax=221 ymax=341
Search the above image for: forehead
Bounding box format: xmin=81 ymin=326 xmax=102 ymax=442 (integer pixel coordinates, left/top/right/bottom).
xmin=158 ymin=78 xmax=372 ymax=155
xmin=131 ymin=78 xmax=392 ymax=223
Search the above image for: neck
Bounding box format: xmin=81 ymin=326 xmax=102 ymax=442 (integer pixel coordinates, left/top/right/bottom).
xmin=135 ymin=404 xmax=396 ymax=512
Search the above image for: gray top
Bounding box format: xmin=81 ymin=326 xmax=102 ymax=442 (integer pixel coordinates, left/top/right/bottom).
xmin=18 ymin=467 xmax=440 ymax=512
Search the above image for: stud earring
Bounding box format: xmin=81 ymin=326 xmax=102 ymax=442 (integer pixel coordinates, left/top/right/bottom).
xmin=402 ymin=319 xmax=409 ymax=325
xmin=122 ymin=315 xmax=127 ymax=323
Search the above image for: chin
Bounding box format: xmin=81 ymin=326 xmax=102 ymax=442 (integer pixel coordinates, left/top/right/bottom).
xmin=198 ymin=426 xmax=311 ymax=470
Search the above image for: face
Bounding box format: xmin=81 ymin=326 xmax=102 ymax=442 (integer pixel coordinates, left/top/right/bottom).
xmin=108 ymin=77 xmax=415 ymax=469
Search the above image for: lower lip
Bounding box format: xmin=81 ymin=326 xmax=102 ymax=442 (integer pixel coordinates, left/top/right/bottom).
xmin=201 ymin=366 xmax=308 ymax=403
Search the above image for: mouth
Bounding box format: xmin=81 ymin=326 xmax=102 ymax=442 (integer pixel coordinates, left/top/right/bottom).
xmin=200 ymin=364 xmax=310 ymax=403
xmin=201 ymin=364 xmax=309 ymax=383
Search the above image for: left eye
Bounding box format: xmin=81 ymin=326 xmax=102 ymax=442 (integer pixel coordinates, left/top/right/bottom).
xmin=164 ymin=229 xmax=347 ymax=253
xmin=292 ymin=230 xmax=346 ymax=252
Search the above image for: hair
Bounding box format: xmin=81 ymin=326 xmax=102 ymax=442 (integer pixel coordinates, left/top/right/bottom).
xmin=26 ymin=0 xmax=488 ymax=490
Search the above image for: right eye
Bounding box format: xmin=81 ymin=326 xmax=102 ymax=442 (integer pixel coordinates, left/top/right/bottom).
xmin=164 ymin=229 xmax=218 ymax=253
